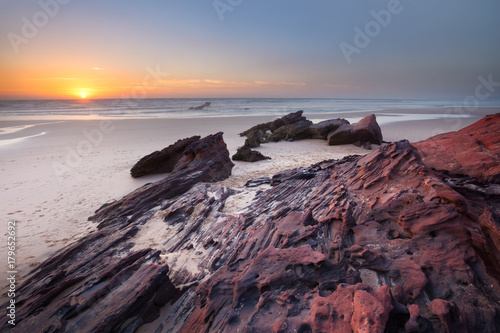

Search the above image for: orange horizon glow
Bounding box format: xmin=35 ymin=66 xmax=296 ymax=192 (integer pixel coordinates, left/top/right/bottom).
xmin=0 ymin=69 xmax=318 ymax=100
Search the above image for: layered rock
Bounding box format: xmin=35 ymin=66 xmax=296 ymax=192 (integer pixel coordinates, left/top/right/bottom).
xmin=413 ymin=113 xmax=500 ymax=183
xmin=327 ymin=114 xmax=383 ymax=146
xmin=92 ymin=132 xmax=234 ymax=228
xmin=3 ymin=117 xmax=500 ymax=332
xmin=309 ymin=118 xmax=350 ymax=140
xmin=240 ymin=110 xmax=307 ymax=137
xmin=232 ymin=146 xmax=271 ymax=162
xmin=235 ymin=112 xmax=380 ymax=163
xmin=130 ymin=135 xmax=200 ymax=178
xmin=178 ymin=141 xmax=500 ymax=332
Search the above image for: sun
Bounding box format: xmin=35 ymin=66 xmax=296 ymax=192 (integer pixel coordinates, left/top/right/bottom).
xmin=80 ymin=92 xmax=86 ymax=99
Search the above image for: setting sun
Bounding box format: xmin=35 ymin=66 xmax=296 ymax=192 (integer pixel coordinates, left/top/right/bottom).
xmin=81 ymin=92 xmax=86 ymax=99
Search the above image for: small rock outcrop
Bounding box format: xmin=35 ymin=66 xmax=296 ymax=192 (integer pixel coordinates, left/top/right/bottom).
xmin=239 ymin=110 xmax=313 ymax=146
xmin=309 ymin=118 xmax=350 ymax=140
xmin=234 ymin=111 xmax=313 ymax=162
xmin=240 ymin=110 xmax=307 ymax=137
xmin=232 ymin=146 xmax=271 ymax=162
xmin=244 ymin=129 xmax=268 ymax=148
xmin=413 ymin=113 xmax=500 ymax=183
xmin=267 ymin=118 xmax=313 ymax=142
xmin=328 ymin=114 xmax=383 ymax=146
xmin=130 ymin=136 xmax=201 ymax=178
xmin=189 ymin=101 xmax=211 ymax=110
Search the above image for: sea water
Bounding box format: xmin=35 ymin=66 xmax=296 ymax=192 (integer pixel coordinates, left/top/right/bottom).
xmin=1 ymin=98 xmax=498 ymax=120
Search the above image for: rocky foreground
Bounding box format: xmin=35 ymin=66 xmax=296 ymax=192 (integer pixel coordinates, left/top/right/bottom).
xmin=2 ymin=114 xmax=499 ymax=332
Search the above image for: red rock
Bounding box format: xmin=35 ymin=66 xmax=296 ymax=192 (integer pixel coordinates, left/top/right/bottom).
xmin=4 ymin=117 xmax=500 ymax=332
xmin=430 ymin=299 xmax=467 ymax=333
xmin=351 ymin=285 xmax=392 ymax=333
xmin=413 ymin=113 xmax=500 ymax=183
xmin=405 ymin=304 xmax=421 ymax=332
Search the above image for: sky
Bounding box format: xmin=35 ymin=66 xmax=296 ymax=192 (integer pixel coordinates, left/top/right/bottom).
xmin=1 ymin=0 xmax=500 ymax=100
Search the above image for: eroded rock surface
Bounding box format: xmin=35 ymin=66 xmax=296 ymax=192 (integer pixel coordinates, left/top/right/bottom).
xmin=3 ymin=117 xmax=500 ymax=333
xmin=130 ymin=136 xmax=201 ymax=178
xmin=327 ymin=114 xmax=383 ymax=146
xmin=309 ymin=118 xmax=350 ymax=140
xmin=232 ymin=146 xmax=271 ymax=162
xmin=414 ymin=113 xmax=500 ymax=183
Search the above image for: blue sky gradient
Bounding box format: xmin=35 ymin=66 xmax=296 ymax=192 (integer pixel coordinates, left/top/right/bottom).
xmin=1 ymin=0 xmax=499 ymax=99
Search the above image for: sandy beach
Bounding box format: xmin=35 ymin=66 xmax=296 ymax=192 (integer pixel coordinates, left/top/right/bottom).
xmin=0 ymin=107 xmax=498 ymax=293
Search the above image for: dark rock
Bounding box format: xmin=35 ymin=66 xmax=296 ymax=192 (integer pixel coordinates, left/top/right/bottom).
xmin=328 ymin=114 xmax=383 ymax=145
xmin=130 ymin=136 xmax=200 ymax=178
xmin=239 ymin=111 xmax=312 ymax=146
xmin=267 ymin=119 xmax=312 ymax=142
xmin=92 ymin=132 xmax=234 ymax=227
xmin=270 ymin=167 xmax=317 ymax=186
xmin=309 ymin=118 xmax=350 ymax=139
xmin=245 ymin=176 xmax=271 ymax=187
xmin=244 ymin=130 xmax=267 ymax=148
xmin=189 ymin=102 xmax=211 ymax=110
xmin=4 ymin=117 xmax=500 ymax=333
xmin=232 ymin=147 xmax=271 ymax=162
xmin=240 ymin=110 xmax=306 ymax=137
xmin=413 ymin=113 xmax=500 ymax=183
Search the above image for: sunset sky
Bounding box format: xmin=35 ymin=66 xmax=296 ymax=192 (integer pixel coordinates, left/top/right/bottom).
xmin=1 ymin=0 xmax=500 ymax=100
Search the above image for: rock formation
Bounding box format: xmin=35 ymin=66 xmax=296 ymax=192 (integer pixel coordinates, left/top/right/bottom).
xmin=130 ymin=136 xmax=201 ymax=178
xmin=309 ymin=118 xmax=350 ymax=140
xmin=234 ymin=112 xmax=380 ymax=163
xmin=240 ymin=110 xmax=307 ymax=137
xmin=94 ymin=132 xmax=234 ymax=228
xmin=327 ymin=114 xmax=383 ymax=146
xmin=189 ymin=102 xmax=211 ymax=110
xmin=232 ymin=146 xmax=271 ymax=162
xmin=2 ymin=116 xmax=499 ymax=332
xmin=413 ymin=113 xmax=500 ymax=183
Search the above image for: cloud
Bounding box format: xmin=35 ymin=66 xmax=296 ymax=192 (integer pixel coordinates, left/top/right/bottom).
xmin=27 ymin=77 xmax=79 ymax=81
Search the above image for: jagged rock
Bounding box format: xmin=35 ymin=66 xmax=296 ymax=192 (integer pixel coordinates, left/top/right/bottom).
xmin=3 ymin=117 xmax=500 ymax=332
xmin=239 ymin=111 xmax=312 ymax=146
xmin=413 ymin=113 xmax=500 ymax=183
xmin=178 ymin=140 xmax=500 ymax=332
xmin=309 ymin=118 xmax=350 ymax=139
xmin=130 ymin=136 xmax=200 ymax=178
xmin=267 ymin=118 xmax=313 ymax=142
xmin=92 ymin=132 xmax=234 ymax=228
xmin=244 ymin=129 xmax=267 ymax=148
xmin=245 ymin=176 xmax=271 ymax=187
xmin=189 ymin=101 xmax=211 ymax=110
xmin=232 ymin=146 xmax=271 ymax=162
xmin=328 ymin=114 xmax=383 ymax=145
xmin=240 ymin=110 xmax=306 ymax=137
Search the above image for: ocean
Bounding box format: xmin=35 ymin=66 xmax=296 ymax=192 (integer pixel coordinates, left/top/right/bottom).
xmin=1 ymin=98 xmax=498 ymax=121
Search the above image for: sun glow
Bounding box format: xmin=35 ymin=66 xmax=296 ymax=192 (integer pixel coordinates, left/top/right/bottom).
xmin=80 ymin=92 xmax=86 ymax=99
